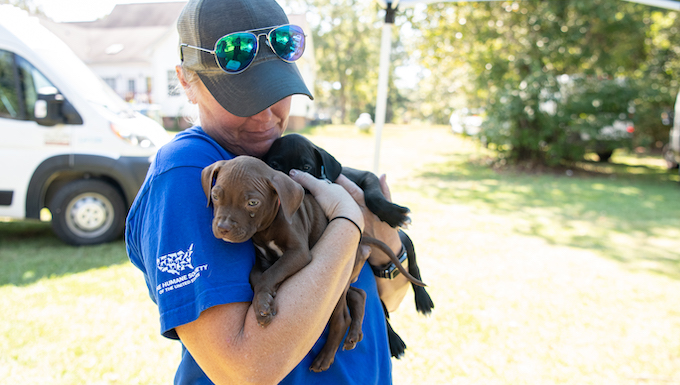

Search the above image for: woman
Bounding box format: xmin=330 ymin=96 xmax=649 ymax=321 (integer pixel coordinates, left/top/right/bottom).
xmin=125 ymin=0 xmax=409 ymax=383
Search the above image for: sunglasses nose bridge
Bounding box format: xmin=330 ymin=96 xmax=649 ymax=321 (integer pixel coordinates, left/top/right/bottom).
xmin=255 ymin=32 xmax=272 ymax=50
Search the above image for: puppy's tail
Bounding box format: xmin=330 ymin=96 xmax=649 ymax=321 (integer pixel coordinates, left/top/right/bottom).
xmin=361 ymin=237 xmax=426 ymax=287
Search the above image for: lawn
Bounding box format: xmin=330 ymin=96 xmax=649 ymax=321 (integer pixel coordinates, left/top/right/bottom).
xmin=1 ymin=124 xmax=679 ymax=384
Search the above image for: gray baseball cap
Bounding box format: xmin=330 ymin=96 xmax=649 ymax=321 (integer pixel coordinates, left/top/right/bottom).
xmin=178 ymin=0 xmax=313 ymax=117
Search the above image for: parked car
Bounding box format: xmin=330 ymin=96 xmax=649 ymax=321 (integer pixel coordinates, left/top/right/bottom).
xmin=0 ymin=7 xmax=169 ymax=245
xmin=580 ymin=120 xmax=635 ymax=162
xmin=540 ymin=75 xmax=636 ymax=162
xmin=450 ymin=108 xmax=484 ymax=136
xmin=355 ymin=112 xmax=373 ymax=131
xmin=662 ymin=92 xmax=680 ymax=171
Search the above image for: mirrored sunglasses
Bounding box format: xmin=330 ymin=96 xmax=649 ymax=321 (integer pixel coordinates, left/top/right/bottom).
xmin=180 ymin=24 xmax=306 ymax=74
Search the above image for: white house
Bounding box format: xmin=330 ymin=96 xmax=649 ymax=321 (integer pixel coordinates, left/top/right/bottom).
xmin=40 ymin=2 xmax=316 ymax=130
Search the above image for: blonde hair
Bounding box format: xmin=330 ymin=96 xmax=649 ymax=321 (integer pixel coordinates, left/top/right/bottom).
xmin=177 ymin=64 xmax=201 ymax=125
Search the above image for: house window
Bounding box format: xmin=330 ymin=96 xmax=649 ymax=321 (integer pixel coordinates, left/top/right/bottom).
xmin=128 ymin=79 xmax=136 ymax=93
xmin=103 ymin=77 xmax=116 ymax=91
xmin=167 ymin=70 xmax=180 ymax=96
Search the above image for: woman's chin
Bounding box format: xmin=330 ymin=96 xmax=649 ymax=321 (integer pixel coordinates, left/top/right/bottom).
xmin=245 ymin=137 xmax=278 ymax=158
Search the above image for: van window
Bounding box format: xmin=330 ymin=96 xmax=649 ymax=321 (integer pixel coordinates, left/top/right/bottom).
xmin=0 ymin=50 xmax=20 ymax=118
xmin=0 ymin=49 xmax=58 ymax=121
xmin=17 ymin=55 xmax=54 ymax=119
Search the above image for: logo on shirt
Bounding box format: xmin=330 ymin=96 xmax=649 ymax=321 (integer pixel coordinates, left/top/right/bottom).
xmin=156 ymin=243 xmax=208 ymax=296
xmin=158 ymin=243 xmax=195 ymax=275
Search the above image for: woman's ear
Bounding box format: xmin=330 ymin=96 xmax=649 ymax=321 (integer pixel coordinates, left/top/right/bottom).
xmin=176 ymin=65 xmax=197 ymax=104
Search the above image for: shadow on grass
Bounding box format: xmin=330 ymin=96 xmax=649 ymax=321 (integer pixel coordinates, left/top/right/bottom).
xmin=0 ymin=221 xmax=129 ymax=287
xmin=416 ymin=154 xmax=680 ymax=279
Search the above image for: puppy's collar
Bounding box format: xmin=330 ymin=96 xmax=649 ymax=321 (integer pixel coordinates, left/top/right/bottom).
xmin=321 ymin=165 xmax=330 ymax=182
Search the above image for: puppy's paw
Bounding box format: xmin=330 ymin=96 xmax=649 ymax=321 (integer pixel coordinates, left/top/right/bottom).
xmin=310 ymin=351 xmax=335 ymax=372
xmin=343 ymin=329 xmax=363 ymax=351
xmin=367 ymin=198 xmax=411 ymax=228
xmin=254 ymin=292 xmax=277 ymax=327
xmin=384 ymin=204 xmax=411 ymax=228
xmin=414 ymin=286 xmax=435 ymax=315
xmin=387 ymin=325 xmax=406 ymax=359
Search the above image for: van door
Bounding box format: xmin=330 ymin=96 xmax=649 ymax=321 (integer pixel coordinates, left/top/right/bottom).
xmin=0 ymin=48 xmax=76 ymax=219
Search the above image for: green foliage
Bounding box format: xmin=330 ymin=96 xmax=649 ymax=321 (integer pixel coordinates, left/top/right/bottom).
xmin=410 ymin=0 xmax=680 ymax=165
xmin=285 ymin=0 xmax=410 ymax=124
xmin=563 ymin=78 xmax=636 ymax=155
xmin=306 ymin=0 xmax=380 ymax=123
xmin=631 ymin=11 xmax=680 ymax=147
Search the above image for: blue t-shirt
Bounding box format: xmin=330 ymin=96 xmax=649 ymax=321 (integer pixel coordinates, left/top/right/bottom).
xmin=125 ymin=127 xmax=393 ymax=384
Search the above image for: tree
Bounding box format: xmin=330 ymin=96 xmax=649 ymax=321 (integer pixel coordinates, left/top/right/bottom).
xmin=410 ymin=0 xmax=677 ymax=165
xmin=631 ymin=10 xmax=680 ymax=148
xmin=285 ymin=0 xmax=409 ymax=124
xmin=300 ymin=0 xmax=381 ymax=123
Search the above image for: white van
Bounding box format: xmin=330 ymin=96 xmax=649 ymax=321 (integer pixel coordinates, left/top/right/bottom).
xmin=0 ymin=7 xmax=170 ymax=245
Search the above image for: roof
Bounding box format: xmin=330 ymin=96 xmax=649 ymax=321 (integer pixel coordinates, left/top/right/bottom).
xmin=40 ymin=2 xmax=188 ymax=64
xmin=68 ymin=2 xmax=187 ymax=28
xmin=40 ymin=2 xmax=311 ymax=66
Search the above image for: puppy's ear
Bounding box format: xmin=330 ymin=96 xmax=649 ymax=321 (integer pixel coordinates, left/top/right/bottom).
xmin=201 ymin=161 xmax=224 ymax=207
xmin=314 ymin=147 xmax=342 ymax=181
xmin=270 ymin=171 xmax=305 ymax=224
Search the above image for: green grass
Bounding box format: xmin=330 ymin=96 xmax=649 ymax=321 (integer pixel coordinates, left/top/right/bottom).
xmin=2 ymin=124 xmax=679 ymax=384
xmin=0 ymin=222 xmax=178 ymax=384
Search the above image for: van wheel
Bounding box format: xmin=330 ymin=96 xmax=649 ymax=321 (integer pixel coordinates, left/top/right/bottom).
xmin=50 ymin=179 xmax=126 ymax=245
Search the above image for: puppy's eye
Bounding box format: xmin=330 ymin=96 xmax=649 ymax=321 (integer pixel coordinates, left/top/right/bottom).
xmin=302 ymin=164 xmax=313 ymax=172
xmin=247 ymin=199 xmax=260 ymax=207
xmin=269 ymin=161 xmax=281 ymax=170
xmin=211 ymin=191 xmax=220 ymax=202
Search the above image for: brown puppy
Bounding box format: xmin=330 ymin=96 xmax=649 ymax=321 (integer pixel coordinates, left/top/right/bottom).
xmin=201 ymin=156 xmax=422 ymax=371
xmin=202 ymin=156 xmax=318 ymax=327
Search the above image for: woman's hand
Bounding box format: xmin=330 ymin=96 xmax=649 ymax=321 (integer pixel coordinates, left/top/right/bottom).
xmin=289 ymin=170 xmax=364 ymax=232
xmin=334 ymin=174 xmax=401 ymax=263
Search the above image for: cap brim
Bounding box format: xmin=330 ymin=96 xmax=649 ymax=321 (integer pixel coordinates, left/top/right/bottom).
xmin=198 ymin=59 xmax=313 ymax=118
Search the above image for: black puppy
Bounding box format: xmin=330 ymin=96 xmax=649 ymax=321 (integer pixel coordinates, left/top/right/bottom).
xmin=264 ymin=134 xmax=410 ymax=228
xmin=262 ymin=133 xmax=434 ymax=358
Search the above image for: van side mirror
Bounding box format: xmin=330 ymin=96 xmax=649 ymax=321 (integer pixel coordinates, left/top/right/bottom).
xmin=34 ymin=89 xmax=83 ymax=126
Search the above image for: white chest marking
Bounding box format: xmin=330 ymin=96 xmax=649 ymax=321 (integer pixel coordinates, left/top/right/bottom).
xmin=267 ymin=241 xmax=284 ymax=257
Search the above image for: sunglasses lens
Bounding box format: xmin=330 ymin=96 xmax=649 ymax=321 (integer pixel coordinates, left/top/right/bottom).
xmin=269 ymin=25 xmax=305 ymax=62
xmin=215 ymin=32 xmax=257 ymax=73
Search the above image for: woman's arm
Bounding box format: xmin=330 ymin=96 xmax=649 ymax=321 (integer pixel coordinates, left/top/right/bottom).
xmin=175 ymin=170 xmax=364 ymax=385
xmin=335 ymin=174 xmax=410 ymax=312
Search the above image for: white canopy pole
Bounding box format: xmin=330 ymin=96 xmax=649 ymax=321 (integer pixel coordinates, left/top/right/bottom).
xmin=373 ymin=3 xmax=397 ymax=174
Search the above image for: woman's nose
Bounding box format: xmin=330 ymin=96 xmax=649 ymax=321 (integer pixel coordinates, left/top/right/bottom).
xmin=250 ymin=107 xmax=273 ymax=123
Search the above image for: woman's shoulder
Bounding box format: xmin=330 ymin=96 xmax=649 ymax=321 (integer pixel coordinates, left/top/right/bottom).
xmin=155 ymin=126 xmax=232 ymax=171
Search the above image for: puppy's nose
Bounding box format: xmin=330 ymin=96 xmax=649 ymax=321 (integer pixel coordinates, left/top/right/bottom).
xmin=217 ymin=218 xmax=235 ymax=233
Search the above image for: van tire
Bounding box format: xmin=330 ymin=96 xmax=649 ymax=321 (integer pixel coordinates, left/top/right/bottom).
xmin=49 ymin=179 xmax=126 ymax=245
